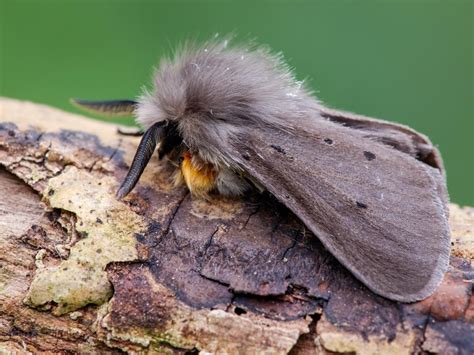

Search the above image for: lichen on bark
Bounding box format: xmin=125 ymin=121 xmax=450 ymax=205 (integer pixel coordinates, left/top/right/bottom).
xmin=24 ymin=167 xmax=145 ymax=315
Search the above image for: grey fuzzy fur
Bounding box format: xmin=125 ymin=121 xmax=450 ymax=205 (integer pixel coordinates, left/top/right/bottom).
xmin=136 ymin=40 xmax=320 ymax=169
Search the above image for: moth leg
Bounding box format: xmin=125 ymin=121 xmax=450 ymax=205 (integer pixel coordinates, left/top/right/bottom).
xmin=116 ymin=121 xmax=166 ymax=198
xmin=117 ymin=127 xmax=144 ymax=136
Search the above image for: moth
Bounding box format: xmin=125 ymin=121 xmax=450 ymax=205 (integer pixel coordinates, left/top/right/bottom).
xmin=73 ymin=39 xmax=450 ymax=302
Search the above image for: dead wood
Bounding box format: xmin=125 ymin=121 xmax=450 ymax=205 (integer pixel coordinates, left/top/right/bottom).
xmin=0 ymin=97 xmax=472 ymax=354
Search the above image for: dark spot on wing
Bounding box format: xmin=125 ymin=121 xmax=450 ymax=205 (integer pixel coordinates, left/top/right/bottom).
xmin=324 ymin=138 xmax=333 ymax=145
xmin=364 ymin=151 xmax=376 ymax=161
xmin=270 ymin=144 xmax=286 ymax=155
xmin=242 ymin=152 xmax=251 ymax=161
xmin=48 ymin=189 xmax=55 ymax=196
xmin=356 ymin=201 xmax=368 ymax=209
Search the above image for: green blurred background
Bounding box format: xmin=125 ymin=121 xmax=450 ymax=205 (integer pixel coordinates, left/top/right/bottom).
xmin=1 ymin=0 xmax=472 ymax=205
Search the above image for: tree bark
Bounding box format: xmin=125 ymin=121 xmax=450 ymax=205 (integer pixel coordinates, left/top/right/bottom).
xmin=0 ymin=97 xmax=472 ymax=354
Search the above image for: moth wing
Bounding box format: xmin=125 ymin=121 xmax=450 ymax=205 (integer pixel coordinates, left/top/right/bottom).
xmin=230 ymin=118 xmax=450 ymax=302
xmin=320 ymin=107 xmax=445 ymax=172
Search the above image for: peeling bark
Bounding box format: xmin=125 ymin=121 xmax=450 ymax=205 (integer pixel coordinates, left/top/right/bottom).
xmin=0 ymin=97 xmax=473 ymax=354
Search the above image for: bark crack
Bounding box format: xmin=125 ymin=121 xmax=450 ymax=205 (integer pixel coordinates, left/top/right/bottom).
xmin=202 ymin=227 xmax=219 ymax=255
xmin=242 ymin=204 xmax=260 ymax=230
xmin=163 ymin=192 xmax=188 ymax=234
xmin=196 ymin=270 xmax=231 ymax=289
xmin=88 ymin=138 xmax=122 ymax=172
xmin=106 ymin=138 xmax=123 ymax=163
xmin=288 ymin=312 xmax=322 ymax=355
xmin=416 ymin=313 xmax=432 ymax=354
xmin=281 ymin=237 xmax=298 ymax=262
xmin=225 ymin=294 xmax=237 ymax=312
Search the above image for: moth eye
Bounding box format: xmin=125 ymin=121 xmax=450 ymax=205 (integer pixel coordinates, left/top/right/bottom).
xmin=178 ymin=156 xmax=185 ymax=165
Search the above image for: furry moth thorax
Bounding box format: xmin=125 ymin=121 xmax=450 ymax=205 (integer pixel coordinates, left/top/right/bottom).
xmin=135 ymin=40 xmax=321 ymax=197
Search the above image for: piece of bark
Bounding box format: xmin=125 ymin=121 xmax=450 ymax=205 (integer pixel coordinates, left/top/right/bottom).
xmin=0 ymin=97 xmax=472 ymax=354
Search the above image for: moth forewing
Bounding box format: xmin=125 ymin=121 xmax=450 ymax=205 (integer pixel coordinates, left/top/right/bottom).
xmin=228 ymin=119 xmax=450 ymax=302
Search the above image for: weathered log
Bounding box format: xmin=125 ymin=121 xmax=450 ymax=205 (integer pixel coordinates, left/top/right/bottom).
xmin=0 ymin=97 xmax=472 ymax=354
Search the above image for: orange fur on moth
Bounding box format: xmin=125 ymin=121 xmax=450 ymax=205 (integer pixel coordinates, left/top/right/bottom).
xmin=179 ymin=152 xmax=217 ymax=198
